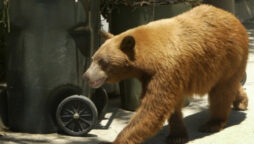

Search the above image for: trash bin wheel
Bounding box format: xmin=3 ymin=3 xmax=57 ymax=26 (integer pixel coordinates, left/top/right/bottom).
xmin=56 ymin=95 xmax=98 ymax=136
xmin=240 ymin=72 xmax=247 ymax=86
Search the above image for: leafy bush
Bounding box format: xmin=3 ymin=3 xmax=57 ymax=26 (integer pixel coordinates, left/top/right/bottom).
xmin=100 ymin=0 xmax=203 ymax=20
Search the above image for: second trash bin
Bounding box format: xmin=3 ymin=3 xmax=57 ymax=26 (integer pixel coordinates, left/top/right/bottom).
xmin=109 ymin=2 xmax=192 ymax=111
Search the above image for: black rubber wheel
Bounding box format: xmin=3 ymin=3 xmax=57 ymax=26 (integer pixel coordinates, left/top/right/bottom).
xmin=240 ymin=72 xmax=247 ymax=86
xmin=56 ymin=95 xmax=98 ymax=136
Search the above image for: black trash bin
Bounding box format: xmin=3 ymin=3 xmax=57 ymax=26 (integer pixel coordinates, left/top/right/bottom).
xmin=7 ymin=0 xmax=102 ymax=135
xmin=0 ymin=86 xmax=8 ymax=130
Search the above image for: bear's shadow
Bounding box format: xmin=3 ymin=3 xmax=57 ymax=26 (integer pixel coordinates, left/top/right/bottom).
xmin=143 ymin=109 xmax=247 ymax=144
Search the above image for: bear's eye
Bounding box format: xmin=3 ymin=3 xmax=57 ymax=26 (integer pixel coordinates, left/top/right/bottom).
xmin=98 ymin=59 xmax=108 ymax=70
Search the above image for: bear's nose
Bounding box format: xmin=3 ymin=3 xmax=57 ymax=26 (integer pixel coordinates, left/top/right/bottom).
xmin=82 ymin=72 xmax=90 ymax=82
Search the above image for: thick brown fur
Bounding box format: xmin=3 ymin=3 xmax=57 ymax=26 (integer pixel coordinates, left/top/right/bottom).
xmin=90 ymin=4 xmax=249 ymax=144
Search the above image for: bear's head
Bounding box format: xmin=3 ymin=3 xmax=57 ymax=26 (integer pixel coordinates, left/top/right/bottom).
xmin=83 ymin=30 xmax=138 ymax=88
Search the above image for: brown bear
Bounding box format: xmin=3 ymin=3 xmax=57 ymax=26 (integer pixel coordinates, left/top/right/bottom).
xmin=83 ymin=4 xmax=249 ymax=144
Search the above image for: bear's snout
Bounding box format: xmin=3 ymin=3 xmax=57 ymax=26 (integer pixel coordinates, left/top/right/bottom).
xmin=83 ymin=62 xmax=108 ymax=88
xmin=82 ymin=72 xmax=90 ymax=82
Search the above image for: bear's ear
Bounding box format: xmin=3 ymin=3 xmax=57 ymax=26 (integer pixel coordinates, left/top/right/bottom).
xmin=99 ymin=30 xmax=114 ymax=40
xmin=120 ymin=35 xmax=135 ymax=60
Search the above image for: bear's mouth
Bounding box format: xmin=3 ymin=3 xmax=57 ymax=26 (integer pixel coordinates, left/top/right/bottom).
xmin=89 ymin=77 xmax=106 ymax=88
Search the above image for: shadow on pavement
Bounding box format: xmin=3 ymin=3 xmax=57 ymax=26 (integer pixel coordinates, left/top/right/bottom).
xmin=143 ymin=109 xmax=246 ymax=144
xmin=0 ymin=136 xmax=50 ymax=144
xmin=95 ymin=107 xmax=132 ymax=130
xmin=0 ymin=134 xmax=101 ymax=144
xmin=65 ymin=139 xmax=101 ymax=144
xmin=95 ymin=108 xmax=119 ymax=130
xmin=186 ymin=109 xmax=246 ymax=141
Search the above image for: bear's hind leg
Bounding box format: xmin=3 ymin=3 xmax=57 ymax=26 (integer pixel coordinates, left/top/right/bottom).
xmin=167 ymin=109 xmax=189 ymax=144
xmin=199 ymin=80 xmax=238 ymax=133
xmin=233 ymin=85 xmax=248 ymax=111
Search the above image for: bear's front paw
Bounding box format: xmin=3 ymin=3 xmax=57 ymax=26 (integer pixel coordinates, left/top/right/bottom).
xmin=167 ymin=134 xmax=189 ymax=144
